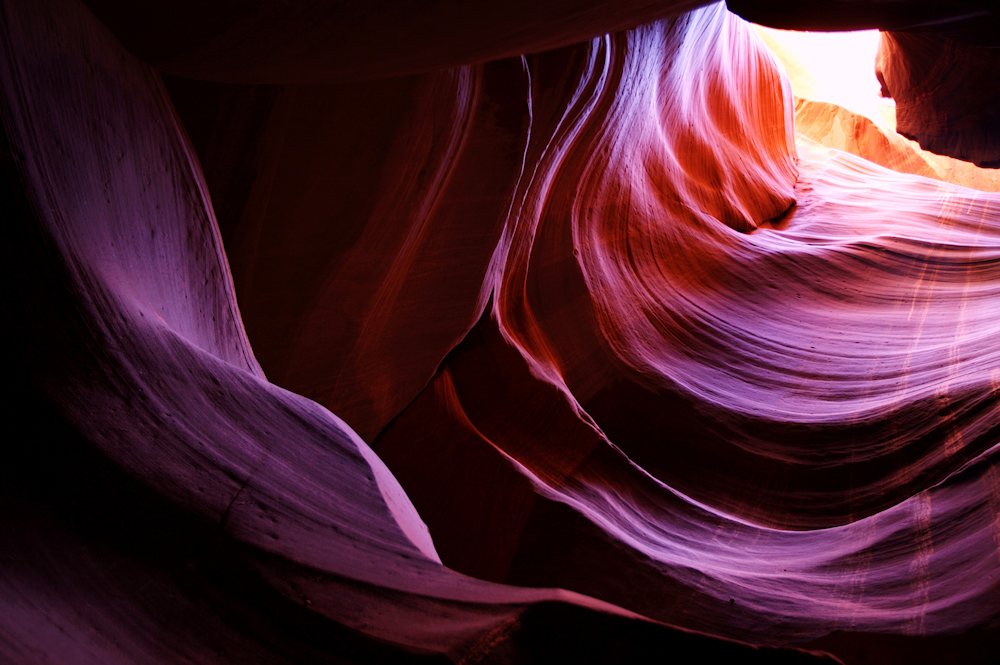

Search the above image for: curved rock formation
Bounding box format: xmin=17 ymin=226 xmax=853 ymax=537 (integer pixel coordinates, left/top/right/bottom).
xmin=727 ymin=0 xmax=1000 ymax=38
xmin=794 ymin=100 xmax=1000 ymax=192
xmin=3 ymin=0 xmax=1000 ymax=664
xmin=81 ymin=0 xmax=710 ymax=83
xmin=876 ymin=31 xmax=1000 ymax=167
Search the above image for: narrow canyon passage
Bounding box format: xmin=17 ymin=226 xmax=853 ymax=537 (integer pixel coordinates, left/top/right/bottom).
xmin=2 ymin=1 xmax=1000 ymax=664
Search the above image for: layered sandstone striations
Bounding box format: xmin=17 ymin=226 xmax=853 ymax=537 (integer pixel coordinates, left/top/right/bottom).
xmin=3 ymin=0 xmax=1000 ymax=664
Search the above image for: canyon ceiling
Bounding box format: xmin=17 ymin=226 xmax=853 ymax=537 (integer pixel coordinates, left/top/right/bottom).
xmin=3 ymin=1 xmax=1000 ymax=663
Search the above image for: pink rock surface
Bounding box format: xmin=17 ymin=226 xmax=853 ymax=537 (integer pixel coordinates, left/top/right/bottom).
xmin=794 ymin=99 xmax=1000 ymax=192
xmin=3 ymin=0 xmax=1000 ymax=664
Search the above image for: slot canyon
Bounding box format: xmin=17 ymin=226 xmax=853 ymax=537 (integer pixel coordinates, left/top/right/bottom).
xmin=4 ymin=0 xmax=1000 ymax=663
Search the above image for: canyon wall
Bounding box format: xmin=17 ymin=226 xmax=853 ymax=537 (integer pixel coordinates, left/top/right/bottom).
xmin=2 ymin=0 xmax=999 ymax=663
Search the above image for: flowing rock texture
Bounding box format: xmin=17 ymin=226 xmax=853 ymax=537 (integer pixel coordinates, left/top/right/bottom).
xmin=2 ymin=0 xmax=999 ymax=664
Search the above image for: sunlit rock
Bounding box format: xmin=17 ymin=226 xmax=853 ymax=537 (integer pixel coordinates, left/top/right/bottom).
xmin=3 ymin=0 xmax=1000 ymax=663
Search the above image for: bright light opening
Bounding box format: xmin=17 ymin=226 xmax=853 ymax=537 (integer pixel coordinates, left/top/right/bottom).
xmin=754 ymin=26 xmax=895 ymax=129
xmin=754 ymin=25 xmax=1000 ymax=192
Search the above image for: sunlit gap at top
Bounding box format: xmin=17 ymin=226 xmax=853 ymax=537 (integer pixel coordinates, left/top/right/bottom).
xmin=753 ymin=26 xmax=895 ymax=130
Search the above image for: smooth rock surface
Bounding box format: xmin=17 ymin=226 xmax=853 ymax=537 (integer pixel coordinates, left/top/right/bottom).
xmin=4 ymin=0 xmax=1000 ymax=663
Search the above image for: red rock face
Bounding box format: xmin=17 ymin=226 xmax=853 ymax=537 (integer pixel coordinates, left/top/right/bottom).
xmin=2 ymin=1 xmax=999 ymax=664
xmin=876 ymin=31 xmax=1000 ymax=167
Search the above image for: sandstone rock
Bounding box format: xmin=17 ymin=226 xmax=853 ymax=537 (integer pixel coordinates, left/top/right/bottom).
xmin=4 ymin=0 xmax=1000 ymax=663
